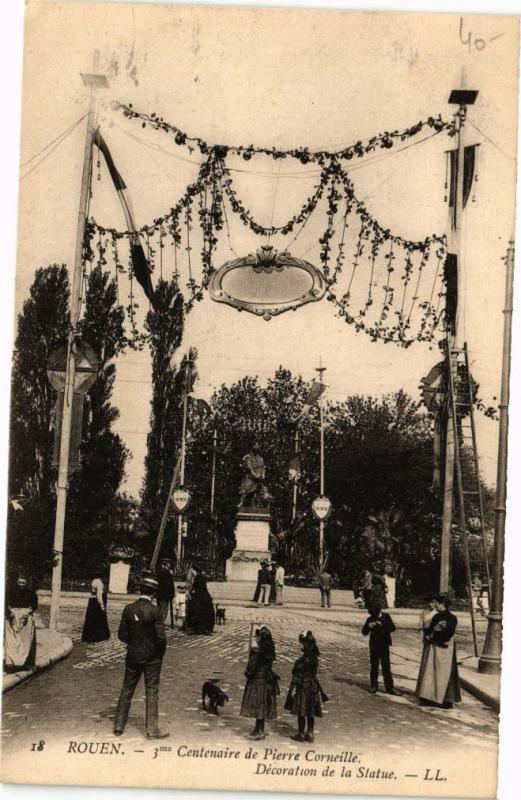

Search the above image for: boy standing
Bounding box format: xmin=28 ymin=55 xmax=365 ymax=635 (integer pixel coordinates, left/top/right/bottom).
xmin=362 ymin=603 xmax=401 ymax=695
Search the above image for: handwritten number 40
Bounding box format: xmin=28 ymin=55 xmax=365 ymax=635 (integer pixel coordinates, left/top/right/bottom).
xmin=31 ymin=740 xmax=45 ymax=751
xmin=459 ymin=17 xmax=505 ymax=53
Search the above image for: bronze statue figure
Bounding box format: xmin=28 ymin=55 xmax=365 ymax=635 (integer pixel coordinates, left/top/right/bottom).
xmin=238 ymin=443 xmax=269 ymax=509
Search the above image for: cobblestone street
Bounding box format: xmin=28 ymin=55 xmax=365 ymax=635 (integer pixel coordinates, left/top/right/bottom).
xmin=2 ymin=600 xmax=497 ymax=764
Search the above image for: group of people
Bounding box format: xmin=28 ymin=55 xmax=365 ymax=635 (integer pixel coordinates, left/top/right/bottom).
xmin=80 ymin=559 xmax=217 ymax=644
xmin=111 ymin=573 xmax=329 ymax=743
xmin=363 ymin=594 xmax=461 ymax=709
xmin=240 ymin=626 xmax=328 ymax=741
xmin=252 ymin=560 xmax=285 ymax=606
xmin=357 ymin=569 xmax=390 ymax=610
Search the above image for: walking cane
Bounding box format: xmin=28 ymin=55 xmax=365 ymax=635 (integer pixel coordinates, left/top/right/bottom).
xmin=169 ymin=598 xmax=174 ymax=629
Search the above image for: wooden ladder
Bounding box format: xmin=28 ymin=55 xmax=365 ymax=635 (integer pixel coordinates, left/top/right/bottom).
xmin=446 ymin=342 xmax=491 ymax=656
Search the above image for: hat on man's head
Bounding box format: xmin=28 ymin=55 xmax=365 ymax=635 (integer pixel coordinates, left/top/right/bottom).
xmin=140 ymin=575 xmax=159 ymax=594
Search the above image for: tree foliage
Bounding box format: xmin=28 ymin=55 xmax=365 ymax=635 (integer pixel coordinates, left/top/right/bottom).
xmin=140 ymin=279 xmax=185 ymax=545
xmin=7 ymin=264 xmax=131 ymax=582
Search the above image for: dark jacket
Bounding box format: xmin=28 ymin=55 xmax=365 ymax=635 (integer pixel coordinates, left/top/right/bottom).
xmin=426 ymin=610 xmax=457 ymax=647
xmin=362 ymin=612 xmax=395 ymax=647
xmin=6 ymin=584 xmax=38 ymax=613
xmin=156 ymin=567 xmax=175 ymax=602
xmin=259 ymin=567 xmax=271 ymax=585
xmin=118 ymin=597 xmax=166 ymax=665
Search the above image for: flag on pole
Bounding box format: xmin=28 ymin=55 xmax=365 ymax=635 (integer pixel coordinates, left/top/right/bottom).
xmin=189 ymin=395 xmax=212 ymax=418
xmin=94 ymin=131 xmax=156 ymax=307
xmin=288 ymin=453 xmax=301 ymax=482
xmin=292 ymin=380 xmax=327 ymax=422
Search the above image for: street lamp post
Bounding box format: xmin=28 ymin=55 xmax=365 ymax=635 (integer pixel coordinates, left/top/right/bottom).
xmin=478 ymin=240 xmax=515 ymax=675
xmin=316 ymin=361 xmax=327 ymax=568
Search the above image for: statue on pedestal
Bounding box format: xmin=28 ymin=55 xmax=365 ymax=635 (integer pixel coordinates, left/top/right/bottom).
xmin=238 ymin=443 xmax=269 ymax=510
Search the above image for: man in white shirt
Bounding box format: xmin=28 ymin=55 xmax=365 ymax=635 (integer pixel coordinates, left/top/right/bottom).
xmin=274 ymin=563 xmax=285 ymax=606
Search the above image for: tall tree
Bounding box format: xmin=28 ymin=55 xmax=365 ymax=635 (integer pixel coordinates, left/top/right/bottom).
xmin=7 ymin=264 xmax=132 ymax=582
xmin=63 ymin=265 xmax=130 ymax=578
xmin=9 ymin=265 xmax=70 ymax=500
xmin=141 ymin=279 xmax=185 ymax=545
xmin=6 ymin=266 xmax=70 ymax=583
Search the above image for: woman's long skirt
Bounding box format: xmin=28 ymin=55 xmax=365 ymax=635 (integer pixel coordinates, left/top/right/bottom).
xmin=4 ymin=608 xmax=37 ymax=670
xmin=416 ymin=641 xmax=462 ymax=705
xmin=81 ymin=598 xmax=110 ymax=643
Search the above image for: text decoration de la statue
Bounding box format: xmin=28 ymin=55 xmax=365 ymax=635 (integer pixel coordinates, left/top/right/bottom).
xmin=209 ymin=245 xmax=326 ymax=320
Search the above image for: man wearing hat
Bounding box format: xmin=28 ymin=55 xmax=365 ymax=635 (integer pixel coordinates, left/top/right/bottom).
xmin=113 ymin=575 xmax=169 ymax=739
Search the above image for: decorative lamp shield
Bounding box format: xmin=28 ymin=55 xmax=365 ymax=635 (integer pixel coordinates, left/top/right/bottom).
xmin=47 ymin=340 xmax=99 ymax=394
xmin=209 ymin=245 xmax=326 ymax=320
xmin=172 ymin=486 xmax=192 ymax=514
xmin=311 ymin=496 xmax=332 ymax=521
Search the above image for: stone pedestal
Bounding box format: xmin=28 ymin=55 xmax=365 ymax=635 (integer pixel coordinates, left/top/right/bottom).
xmin=226 ymin=509 xmax=271 ymax=581
xmin=109 ymin=560 xmax=130 ymax=594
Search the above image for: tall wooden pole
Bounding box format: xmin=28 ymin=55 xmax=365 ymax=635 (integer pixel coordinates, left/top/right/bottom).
xmin=291 ymin=428 xmax=299 ymax=523
xmin=316 ymin=361 xmax=326 ymax=569
xmin=150 ymin=453 xmax=182 ymax=571
xmin=49 ymin=53 xmax=108 ymax=630
xmin=176 ymin=359 xmax=191 ymax=561
xmin=210 ymin=428 xmax=217 ymax=518
xmin=478 ymin=241 xmax=514 ymax=674
xmin=439 ymin=82 xmax=478 ymax=595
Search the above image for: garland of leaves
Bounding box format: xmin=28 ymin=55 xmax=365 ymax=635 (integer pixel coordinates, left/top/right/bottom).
xmin=88 ymin=147 xmax=448 ymax=346
xmin=113 ymin=100 xmax=456 ymax=165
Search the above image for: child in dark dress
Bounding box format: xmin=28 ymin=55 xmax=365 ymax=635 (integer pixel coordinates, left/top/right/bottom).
xmin=240 ymin=626 xmax=279 ymax=740
xmin=285 ymin=631 xmax=328 ymax=742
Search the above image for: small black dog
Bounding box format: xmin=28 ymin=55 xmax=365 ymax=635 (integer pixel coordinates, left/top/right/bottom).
xmin=215 ymin=604 xmax=226 ymax=625
xmin=202 ymin=679 xmax=229 ymax=714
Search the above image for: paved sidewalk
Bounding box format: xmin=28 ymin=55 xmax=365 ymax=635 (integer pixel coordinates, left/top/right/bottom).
xmin=3 ymin=627 xmax=73 ymax=693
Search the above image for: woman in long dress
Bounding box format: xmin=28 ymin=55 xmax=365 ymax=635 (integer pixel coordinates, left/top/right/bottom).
xmin=81 ymin=577 xmax=110 ymax=643
xmin=185 ymin=566 xmax=215 ymax=634
xmin=285 ymin=631 xmax=328 ymax=743
xmin=416 ymin=595 xmax=462 ymax=708
xmin=4 ymin=575 xmax=38 ymax=672
xmin=240 ymin=626 xmax=279 ymax=740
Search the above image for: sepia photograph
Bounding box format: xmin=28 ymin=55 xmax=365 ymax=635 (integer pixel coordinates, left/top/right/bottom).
xmin=0 ymin=1 xmax=519 ymax=797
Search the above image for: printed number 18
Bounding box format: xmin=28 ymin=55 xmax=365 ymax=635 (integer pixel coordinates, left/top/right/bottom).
xmin=31 ymin=740 xmax=45 ymax=751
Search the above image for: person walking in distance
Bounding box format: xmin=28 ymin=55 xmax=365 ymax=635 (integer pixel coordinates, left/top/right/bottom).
xmin=258 ymin=562 xmax=271 ymax=606
xmin=274 ymin=562 xmax=285 ymax=606
xmin=156 ymin=558 xmax=176 ymax=627
xmin=113 ymin=576 xmax=169 ymax=739
xmin=318 ymin=569 xmax=332 ymax=608
xmin=362 ymin=603 xmax=401 ymax=696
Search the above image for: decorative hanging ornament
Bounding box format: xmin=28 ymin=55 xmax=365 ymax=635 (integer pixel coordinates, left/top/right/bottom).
xmin=311 ymin=496 xmax=332 ymax=521
xmin=209 ymin=245 xmax=326 ymax=321
xmin=171 ymin=486 xmax=192 ymax=514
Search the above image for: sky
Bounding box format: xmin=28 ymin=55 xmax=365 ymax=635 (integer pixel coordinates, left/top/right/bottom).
xmin=12 ymin=1 xmax=520 ymax=499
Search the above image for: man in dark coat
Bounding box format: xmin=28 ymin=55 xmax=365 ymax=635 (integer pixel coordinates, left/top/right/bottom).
xmin=113 ymin=576 xmax=169 ymax=739
xmin=362 ymin=603 xmax=401 ymax=695
xmin=156 ymin=559 xmax=176 ymax=627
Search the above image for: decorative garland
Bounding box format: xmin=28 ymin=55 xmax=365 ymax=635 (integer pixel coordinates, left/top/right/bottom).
xmin=88 ymin=138 xmax=449 ymax=346
xmin=113 ymin=100 xmax=456 ymax=165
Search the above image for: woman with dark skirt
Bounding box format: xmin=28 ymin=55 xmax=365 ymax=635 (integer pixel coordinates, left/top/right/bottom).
xmin=285 ymin=631 xmax=328 ymax=742
xmin=185 ymin=565 xmax=215 ymax=634
xmin=240 ymin=626 xmax=279 ymax=740
xmin=81 ymin=577 xmax=110 ymax=643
